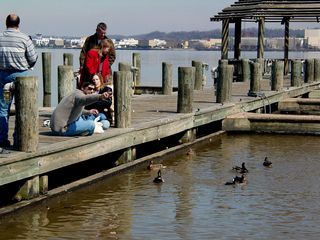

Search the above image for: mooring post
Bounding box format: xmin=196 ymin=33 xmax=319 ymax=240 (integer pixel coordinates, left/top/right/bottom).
xmin=314 ymin=59 xmax=320 ymax=82
xmin=291 ymin=60 xmax=303 ymax=87
xmin=118 ymin=62 xmax=131 ymax=72
xmin=192 ymin=60 xmax=203 ymax=90
xmin=58 ymin=65 xmax=74 ymax=102
xmin=177 ymin=66 xmax=196 ymax=143
xmin=15 ymin=76 xmax=39 ymax=152
xmin=216 ymin=60 xmax=233 ymax=103
xmin=114 ymin=70 xmax=133 ymax=163
xmin=63 ymin=53 xmax=73 ymax=66
xmin=42 ymin=52 xmax=51 ymax=107
xmin=271 ymin=60 xmax=284 ymax=91
xmin=132 ymin=53 xmax=141 ymax=86
xmin=305 ymin=59 xmax=315 ymax=83
xmin=162 ymin=62 xmax=173 ymax=95
xmin=177 ymin=67 xmax=195 ymax=113
xmin=248 ymin=60 xmax=261 ymax=96
xmin=241 ymin=58 xmax=250 ymax=82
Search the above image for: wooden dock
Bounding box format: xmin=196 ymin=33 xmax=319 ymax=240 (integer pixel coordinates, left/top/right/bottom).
xmin=1 ymin=79 xmax=320 ymax=212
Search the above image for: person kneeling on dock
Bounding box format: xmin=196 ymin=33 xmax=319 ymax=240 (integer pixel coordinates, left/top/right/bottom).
xmin=50 ymin=82 xmax=111 ymax=136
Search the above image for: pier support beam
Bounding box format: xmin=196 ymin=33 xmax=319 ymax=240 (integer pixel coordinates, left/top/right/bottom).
xmin=132 ymin=53 xmax=141 ymax=87
xmin=241 ymin=59 xmax=250 ymax=82
xmin=234 ymin=18 xmax=242 ymax=60
xmin=314 ymin=59 xmax=320 ymax=82
xmin=291 ymin=60 xmax=303 ymax=87
xmin=42 ymin=52 xmax=51 ymax=107
xmin=283 ymin=17 xmax=290 ymax=75
xmin=216 ymin=60 xmax=233 ymax=103
xmin=114 ymin=70 xmax=134 ymax=163
xmin=63 ymin=53 xmax=73 ymax=66
xmin=15 ymin=76 xmax=39 ymax=152
xmin=221 ymin=19 xmax=229 ymax=59
xmin=162 ymin=62 xmax=173 ymax=95
xmin=14 ymin=176 xmax=39 ymax=201
xmin=271 ymin=60 xmax=284 ymax=91
xmin=192 ymin=60 xmax=203 ymax=90
xmin=58 ymin=65 xmax=73 ymax=103
xmin=177 ymin=67 xmax=195 ymax=113
xmin=257 ymin=18 xmax=265 ymax=59
xmin=248 ymin=60 xmax=261 ymax=96
xmin=305 ymin=59 xmax=315 ymax=83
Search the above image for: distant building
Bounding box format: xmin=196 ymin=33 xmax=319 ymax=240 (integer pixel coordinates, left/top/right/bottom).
xmin=304 ymin=29 xmax=320 ymax=48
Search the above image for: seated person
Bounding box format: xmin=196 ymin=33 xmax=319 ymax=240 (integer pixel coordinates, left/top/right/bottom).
xmin=50 ymin=82 xmax=111 ymax=136
xmin=85 ymin=74 xmax=113 ymax=125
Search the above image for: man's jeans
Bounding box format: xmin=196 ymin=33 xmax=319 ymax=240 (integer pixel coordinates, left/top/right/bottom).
xmin=0 ymin=70 xmax=28 ymax=144
xmin=52 ymin=115 xmax=96 ymax=136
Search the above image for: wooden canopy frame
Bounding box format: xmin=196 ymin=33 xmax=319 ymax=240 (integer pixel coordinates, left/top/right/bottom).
xmin=210 ymin=0 xmax=320 ymax=72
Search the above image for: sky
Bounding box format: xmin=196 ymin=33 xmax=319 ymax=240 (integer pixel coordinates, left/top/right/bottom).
xmin=0 ymin=0 xmax=236 ymax=37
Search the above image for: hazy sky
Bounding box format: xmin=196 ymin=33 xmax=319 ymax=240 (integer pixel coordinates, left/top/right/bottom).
xmin=0 ymin=0 xmax=236 ymax=36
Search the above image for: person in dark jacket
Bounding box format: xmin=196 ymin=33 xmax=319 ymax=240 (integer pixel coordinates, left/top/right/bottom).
xmin=79 ymin=22 xmax=116 ymax=72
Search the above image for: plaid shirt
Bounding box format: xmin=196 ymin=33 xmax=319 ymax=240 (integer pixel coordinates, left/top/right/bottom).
xmin=0 ymin=28 xmax=38 ymax=71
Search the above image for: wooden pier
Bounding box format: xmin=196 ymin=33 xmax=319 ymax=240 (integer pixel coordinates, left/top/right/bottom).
xmin=1 ymin=75 xmax=320 ymax=214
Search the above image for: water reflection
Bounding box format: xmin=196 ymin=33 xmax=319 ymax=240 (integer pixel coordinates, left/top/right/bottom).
xmin=1 ymin=134 xmax=320 ymax=239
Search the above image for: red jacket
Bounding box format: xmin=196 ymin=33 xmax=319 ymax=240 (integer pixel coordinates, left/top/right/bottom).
xmin=79 ymin=49 xmax=110 ymax=87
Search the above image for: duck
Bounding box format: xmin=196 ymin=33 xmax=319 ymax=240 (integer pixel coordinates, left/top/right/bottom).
xmin=147 ymin=160 xmax=166 ymax=170
xmin=225 ymin=174 xmax=247 ymax=186
xmin=232 ymin=162 xmax=248 ymax=174
xmin=153 ymin=170 xmax=164 ymax=183
xmin=263 ymin=157 xmax=272 ymax=167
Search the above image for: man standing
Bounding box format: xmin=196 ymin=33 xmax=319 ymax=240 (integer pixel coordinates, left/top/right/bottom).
xmin=0 ymin=14 xmax=38 ymax=148
xmin=50 ymin=82 xmax=111 ymax=136
xmin=79 ymin=22 xmax=116 ymax=73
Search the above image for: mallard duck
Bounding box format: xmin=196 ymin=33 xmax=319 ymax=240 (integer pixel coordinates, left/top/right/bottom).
xmin=263 ymin=157 xmax=272 ymax=167
xmin=153 ymin=170 xmax=164 ymax=183
xmin=232 ymin=162 xmax=248 ymax=174
xmin=147 ymin=160 xmax=166 ymax=170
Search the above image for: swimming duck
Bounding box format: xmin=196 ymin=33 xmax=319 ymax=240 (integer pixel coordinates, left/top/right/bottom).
xmin=232 ymin=162 xmax=248 ymax=174
xmin=153 ymin=170 xmax=164 ymax=183
xmin=263 ymin=157 xmax=272 ymax=167
xmin=225 ymin=174 xmax=247 ymax=185
xmin=147 ymin=160 xmax=166 ymax=170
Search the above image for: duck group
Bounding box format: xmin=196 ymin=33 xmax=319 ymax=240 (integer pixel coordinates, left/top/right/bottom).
xmin=226 ymin=157 xmax=272 ymax=186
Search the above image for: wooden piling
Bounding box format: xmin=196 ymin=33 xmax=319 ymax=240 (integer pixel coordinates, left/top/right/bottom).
xmin=42 ymin=52 xmax=51 ymax=107
xmin=132 ymin=53 xmax=141 ymax=86
xmin=118 ymin=62 xmax=131 ymax=71
xmin=241 ymin=58 xmax=250 ymax=82
xmin=58 ymin=65 xmax=74 ymax=102
xmin=314 ymin=58 xmax=320 ymax=82
xmin=271 ymin=60 xmax=284 ymax=91
xmin=15 ymin=76 xmax=39 ymax=152
xmin=63 ymin=53 xmax=73 ymax=66
xmin=192 ymin=60 xmax=203 ymax=90
xmin=114 ymin=71 xmax=132 ymax=128
xmin=177 ymin=67 xmax=195 ymax=113
xmin=291 ymin=60 xmax=302 ymax=87
xmin=248 ymin=61 xmax=261 ymax=96
xmin=305 ymin=59 xmax=315 ymax=83
xmin=162 ymin=62 xmax=173 ymax=95
xmin=216 ymin=60 xmax=233 ymax=103
xmin=14 ymin=176 xmax=39 ymax=201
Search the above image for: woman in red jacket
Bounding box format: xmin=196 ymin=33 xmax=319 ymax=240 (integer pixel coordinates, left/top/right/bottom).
xmin=78 ymin=39 xmax=112 ymax=88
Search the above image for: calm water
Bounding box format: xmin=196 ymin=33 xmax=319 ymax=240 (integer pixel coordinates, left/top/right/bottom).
xmin=32 ymin=49 xmax=320 ymax=107
xmin=1 ymin=133 xmax=320 ymax=239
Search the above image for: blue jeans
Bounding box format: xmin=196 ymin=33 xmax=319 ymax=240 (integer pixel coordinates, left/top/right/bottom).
xmin=52 ymin=115 xmax=95 ymax=136
xmin=85 ymin=113 xmax=110 ymax=130
xmin=0 ymin=70 xmax=28 ymax=145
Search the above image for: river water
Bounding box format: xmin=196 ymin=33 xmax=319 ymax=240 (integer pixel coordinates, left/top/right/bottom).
xmin=1 ymin=133 xmax=320 ymax=239
xmin=32 ymin=48 xmax=320 ymax=107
